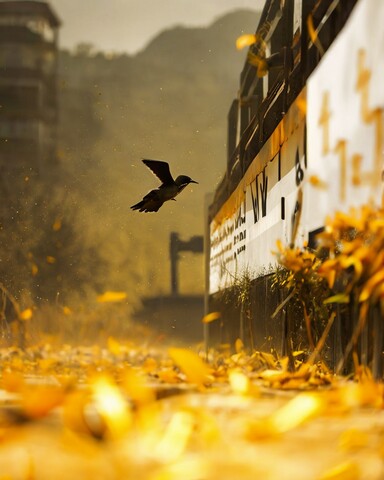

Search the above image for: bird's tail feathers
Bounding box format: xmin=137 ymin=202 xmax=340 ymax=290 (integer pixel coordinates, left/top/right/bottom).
xmin=131 ymin=201 xmax=145 ymax=211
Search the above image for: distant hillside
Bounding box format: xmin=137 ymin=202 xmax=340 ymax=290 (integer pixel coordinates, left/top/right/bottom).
xmin=57 ymin=9 xmax=260 ymax=305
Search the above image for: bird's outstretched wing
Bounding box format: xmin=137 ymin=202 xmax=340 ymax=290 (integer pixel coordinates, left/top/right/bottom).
xmin=142 ymin=159 xmax=174 ymax=185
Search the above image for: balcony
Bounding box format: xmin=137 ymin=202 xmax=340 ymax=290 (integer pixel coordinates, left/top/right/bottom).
xmin=0 ymin=25 xmax=56 ymax=47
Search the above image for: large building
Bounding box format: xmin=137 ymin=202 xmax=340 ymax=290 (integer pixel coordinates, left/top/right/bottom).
xmin=205 ymin=0 xmax=384 ymax=374
xmin=0 ymin=0 xmax=60 ymax=181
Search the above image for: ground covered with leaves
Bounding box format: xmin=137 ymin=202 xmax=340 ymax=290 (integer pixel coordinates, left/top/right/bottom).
xmin=1 ymin=204 xmax=384 ymax=479
xmin=1 ymin=341 xmax=384 ymax=480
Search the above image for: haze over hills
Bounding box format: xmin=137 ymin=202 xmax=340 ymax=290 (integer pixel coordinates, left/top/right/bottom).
xmin=57 ymin=9 xmax=260 ymax=307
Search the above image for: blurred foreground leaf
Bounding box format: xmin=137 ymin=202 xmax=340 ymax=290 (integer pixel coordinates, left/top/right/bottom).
xmin=168 ymin=348 xmax=211 ymax=387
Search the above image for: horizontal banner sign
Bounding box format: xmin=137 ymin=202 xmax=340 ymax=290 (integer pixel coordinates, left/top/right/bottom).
xmin=209 ymin=0 xmax=384 ymax=295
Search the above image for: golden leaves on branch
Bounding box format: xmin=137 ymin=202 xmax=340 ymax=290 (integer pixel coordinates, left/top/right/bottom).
xmin=272 ymin=239 xmax=331 ymax=347
xmin=273 ymin=203 xmax=384 ymax=374
xmin=274 ymin=239 xmax=321 ymax=276
xmin=317 ymin=204 xmax=384 ymax=309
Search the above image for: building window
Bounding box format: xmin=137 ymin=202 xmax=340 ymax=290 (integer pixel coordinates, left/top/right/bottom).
xmin=0 ymin=14 xmax=55 ymax=42
xmin=0 ymin=120 xmax=39 ymax=140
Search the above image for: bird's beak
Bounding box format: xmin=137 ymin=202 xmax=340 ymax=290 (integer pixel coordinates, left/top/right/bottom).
xmin=190 ymin=180 xmax=198 ymax=184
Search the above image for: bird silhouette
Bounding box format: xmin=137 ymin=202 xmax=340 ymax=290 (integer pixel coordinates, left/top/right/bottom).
xmin=131 ymin=159 xmax=198 ymax=213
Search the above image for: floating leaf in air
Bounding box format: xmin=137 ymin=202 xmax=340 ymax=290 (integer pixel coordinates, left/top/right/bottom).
xmin=236 ymin=34 xmax=257 ymax=50
xmin=202 ymin=311 xmax=221 ymax=324
xmin=96 ymin=291 xmax=127 ymax=303
xmin=19 ymin=308 xmax=33 ymax=321
xmin=52 ymin=218 xmax=62 ymax=231
xmin=307 ymin=13 xmax=325 ymax=56
xmin=309 ymin=175 xmax=328 ymax=189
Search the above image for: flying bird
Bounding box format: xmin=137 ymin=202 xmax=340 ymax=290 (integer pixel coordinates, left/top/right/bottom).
xmin=131 ymin=159 xmax=198 ymax=213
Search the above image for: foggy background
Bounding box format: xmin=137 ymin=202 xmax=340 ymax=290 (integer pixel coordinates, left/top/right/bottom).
xmin=49 ymin=0 xmax=264 ymax=54
xmin=0 ymin=0 xmax=261 ymax=322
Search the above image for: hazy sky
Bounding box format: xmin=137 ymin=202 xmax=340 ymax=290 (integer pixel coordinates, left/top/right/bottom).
xmin=48 ymin=0 xmax=265 ymax=54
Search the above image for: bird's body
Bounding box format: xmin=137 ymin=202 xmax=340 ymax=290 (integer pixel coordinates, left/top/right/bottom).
xmin=131 ymin=159 xmax=198 ymax=213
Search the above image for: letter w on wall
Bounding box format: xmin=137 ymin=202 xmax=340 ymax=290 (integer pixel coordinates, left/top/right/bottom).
xmin=250 ymin=168 xmax=268 ymax=224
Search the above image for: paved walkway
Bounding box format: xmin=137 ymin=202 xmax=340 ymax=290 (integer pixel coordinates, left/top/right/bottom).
xmin=0 ymin=344 xmax=383 ymax=479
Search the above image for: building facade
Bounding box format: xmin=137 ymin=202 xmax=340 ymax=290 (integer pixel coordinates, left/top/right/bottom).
xmin=0 ymin=0 xmax=60 ymax=181
xmin=205 ymin=0 xmax=384 ymax=375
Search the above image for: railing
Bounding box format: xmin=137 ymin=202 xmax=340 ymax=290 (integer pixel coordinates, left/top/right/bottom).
xmin=209 ymin=0 xmax=359 ymax=220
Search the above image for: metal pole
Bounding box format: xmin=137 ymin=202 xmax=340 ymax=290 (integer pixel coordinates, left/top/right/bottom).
xmin=169 ymin=232 xmax=179 ymax=296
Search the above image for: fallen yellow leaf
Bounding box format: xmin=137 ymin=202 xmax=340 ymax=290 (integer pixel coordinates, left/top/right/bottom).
xmin=22 ymin=385 xmax=65 ymax=419
xmin=154 ymin=410 xmax=195 ymax=462
xmin=122 ymin=367 xmax=154 ymax=405
xmin=228 ymin=369 xmax=250 ymax=395
xmin=91 ymin=376 xmax=131 ymax=438
xmin=168 ymin=348 xmax=211 ymax=386
xmin=319 ymin=461 xmax=360 ymax=480
xmin=157 ymin=367 xmax=180 ymax=384
xmin=63 ymin=389 xmax=97 ymax=437
xmin=107 ymin=336 xmax=121 ymax=355
xmin=270 ymin=393 xmax=324 ymax=433
xmin=339 ymin=428 xmax=368 ymax=451
xmin=1 ymin=370 xmax=25 ymax=392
